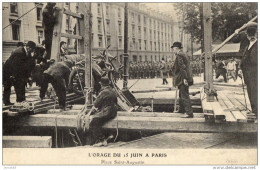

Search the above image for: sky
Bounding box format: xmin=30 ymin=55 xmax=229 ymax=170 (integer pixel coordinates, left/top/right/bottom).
xmin=142 ymin=3 xmax=179 ymax=21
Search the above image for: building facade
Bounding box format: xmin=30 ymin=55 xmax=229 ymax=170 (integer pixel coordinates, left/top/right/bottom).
xmin=2 ymin=2 xmax=179 ymax=63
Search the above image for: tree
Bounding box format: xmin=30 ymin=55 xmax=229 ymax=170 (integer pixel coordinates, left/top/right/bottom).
xmin=174 ymin=2 xmax=257 ymax=44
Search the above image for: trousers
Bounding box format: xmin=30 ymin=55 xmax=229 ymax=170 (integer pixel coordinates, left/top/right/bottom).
xmin=178 ymin=84 xmax=193 ymax=115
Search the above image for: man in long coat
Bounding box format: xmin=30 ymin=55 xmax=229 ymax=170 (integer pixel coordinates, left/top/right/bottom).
xmin=171 ymin=42 xmax=194 ymax=118
xmin=3 ymin=41 xmax=36 ymax=105
xmin=233 ymin=22 xmax=258 ymax=118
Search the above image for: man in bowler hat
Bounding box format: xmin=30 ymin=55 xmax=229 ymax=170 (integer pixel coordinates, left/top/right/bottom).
xmin=233 ymin=22 xmax=258 ymax=118
xmin=171 ymin=42 xmax=194 ymax=118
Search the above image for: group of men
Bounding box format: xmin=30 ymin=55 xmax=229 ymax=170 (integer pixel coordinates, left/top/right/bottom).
xmin=215 ymin=58 xmax=241 ymax=83
xmin=128 ymin=61 xmax=174 ymax=79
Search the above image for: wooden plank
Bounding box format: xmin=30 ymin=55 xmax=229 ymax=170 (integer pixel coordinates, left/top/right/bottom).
xmin=62 ymin=110 xmax=205 ymax=117
xmin=210 ymin=101 xmax=225 ymax=120
xmin=218 ymin=97 xmax=237 ymax=122
xmin=60 ymin=33 xmax=83 ymax=40
xmin=3 ymin=136 xmax=52 ymax=148
xmin=4 ymin=114 xmax=257 ymax=133
xmin=63 ymin=9 xmax=83 ymax=18
xmin=218 ymin=92 xmax=247 ymax=122
xmin=225 ymin=94 xmax=251 ymax=119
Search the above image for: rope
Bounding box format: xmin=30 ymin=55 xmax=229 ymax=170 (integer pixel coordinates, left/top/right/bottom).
xmin=19 ymin=101 xmax=35 ymax=111
xmin=3 ymin=3 xmax=42 ymax=30
xmin=55 ymin=115 xmax=58 ymax=148
xmin=68 ymin=129 xmax=79 ymax=146
xmin=113 ymin=115 xmax=119 ymax=143
xmin=74 ymin=129 xmax=82 ymax=146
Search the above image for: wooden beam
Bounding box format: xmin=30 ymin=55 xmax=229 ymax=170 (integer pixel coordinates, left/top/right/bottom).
xmin=62 ymin=109 xmax=205 ymax=117
xmin=203 ymin=3 xmax=214 ymax=102
xmin=60 ymin=33 xmax=83 ymax=40
xmin=3 ymin=136 xmax=52 ymax=148
xmin=50 ymin=3 xmax=64 ymax=61
xmin=84 ymin=3 xmax=93 ymax=106
xmin=63 ymin=9 xmax=83 ymax=18
xmin=4 ymin=114 xmax=257 ymax=133
xmin=137 ymin=97 xmax=201 ymax=105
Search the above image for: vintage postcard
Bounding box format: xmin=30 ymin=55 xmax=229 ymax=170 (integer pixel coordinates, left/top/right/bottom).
xmin=2 ymin=1 xmax=258 ymax=167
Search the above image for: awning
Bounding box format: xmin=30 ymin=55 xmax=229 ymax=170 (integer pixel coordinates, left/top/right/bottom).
xmin=193 ymin=43 xmax=240 ymax=56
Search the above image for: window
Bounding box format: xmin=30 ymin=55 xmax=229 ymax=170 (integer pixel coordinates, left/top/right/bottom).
xmin=98 ymin=36 xmax=103 ymax=47
xmin=10 ymin=20 xmax=20 ymax=40
xmin=150 ymin=41 xmax=152 ymax=50
xmin=36 ymin=7 xmax=42 ymax=21
xmin=154 ymin=30 xmax=156 ymax=40
xmin=10 ymin=3 xmax=18 ymax=14
xmin=132 ymin=38 xmax=135 ymax=50
xmin=118 ymin=21 xmax=122 ymax=35
xmin=107 ymin=36 xmax=111 ymax=46
xmin=132 ymin=25 xmax=135 ymax=37
xmin=139 ymin=56 xmax=142 ymax=61
xmin=119 ymin=38 xmax=122 ymax=49
xmin=150 ymin=29 xmax=152 ymax=39
xmin=106 ymin=5 xmax=109 ymax=17
xmin=138 ymin=26 xmax=141 ymax=38
xmin=144 ymin=40 xmax=147 ymax=50
xmin=97 ymin=3 xmax=101 ymax=15
xmin=138 ymin=15 xmax=141 ymax=25
xmin=144 ymin=16 xmax=146 ymax=26
xmin=138 ymin=39 xmax=141 ymax=50
xmin=144 ymin=27 xmax=147 ymax=39
xmin=154 ymin=42 xmax=156 ymax=51
xmin=162 ymin=42 xmax=164 ymax=50
xmin=131 ymin=12 xmax=134 ymax=23
xmin=154 ymin=20 xmax=156 ymax=30
xmin=98 ymin=19 xmax=102 ymax=33
xmin=145 ymin=56 xmax=147 ymax=61
xmin=155 ymin=55 xmax=157 ymax=61
xmin=118 ymin=8 xmax=121 ymax=18
xmin=66 ymin=15 xmax=70 ymax=29
xmin=37 ymin=30 xmax=43 ymax=44
xmin=157 ymin=22 xmax=159 ymax=30
xmin=151 ymin=55 xmax=153 ymax=61
xmin=149 ymin=19 xmax=152 ymax=28
xmin=158 ymin=42 xmax=160 ymax=51
xmin=106 ymin=20 xmax=110 ymax=34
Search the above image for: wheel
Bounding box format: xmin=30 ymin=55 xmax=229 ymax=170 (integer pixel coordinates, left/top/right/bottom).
xmin=69 ymin=69 xmax=85 ymax=95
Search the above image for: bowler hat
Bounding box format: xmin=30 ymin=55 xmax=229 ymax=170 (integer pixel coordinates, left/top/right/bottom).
xmin=26 ymin=41 xmax=36 ymax=49
xmin=100 ymin=77 xmax=110 ymax=86
xmin=247 ymin=22 xmax=257 ymax=36
xmin=171 ymin=42 xmax=183 ymax=49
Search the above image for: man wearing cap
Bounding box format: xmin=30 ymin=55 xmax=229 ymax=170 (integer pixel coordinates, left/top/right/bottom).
xmin=3 ymin=41 xmax=36 ymax=105
xmin=88 ymin=77 xmax=118 ymax=146
xmin=171 ymin=42 xmax=194 ymax=118
xmin=233 ymin=22 xmax=258 ymax=118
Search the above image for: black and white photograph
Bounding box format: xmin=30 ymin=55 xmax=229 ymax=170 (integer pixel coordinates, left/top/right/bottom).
xmin=1 ymin=1 xmax=258 ymax=166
